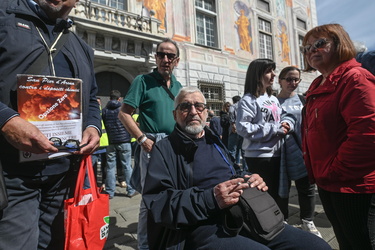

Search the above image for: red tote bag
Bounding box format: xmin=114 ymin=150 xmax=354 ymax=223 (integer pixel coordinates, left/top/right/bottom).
xmin=64 ymin=155 xmax=110 ymax=250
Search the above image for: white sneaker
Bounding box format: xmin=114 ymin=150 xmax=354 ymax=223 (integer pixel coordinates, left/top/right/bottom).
xmin=301 ymin=219 xmax=322 ymax=238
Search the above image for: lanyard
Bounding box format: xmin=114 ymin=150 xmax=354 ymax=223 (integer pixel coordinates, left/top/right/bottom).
xmin=36 ymin=27 xmax=64 ymax=76
xmin=213 ymin=143 xmax=235 ymax=175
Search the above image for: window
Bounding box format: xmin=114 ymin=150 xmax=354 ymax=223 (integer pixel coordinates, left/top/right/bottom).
xmin=298 ymin=35 xmax=305 ymax=70
xmin=198 ymin=81 xmax=224 ymax=115
xmin=195 ymin=0 xmax=218 ymax=47
xmin=258 ymin=18 xmax=273 ymax=59
xmin=91 ymin=0 xmax=127 ymax=10
xmin=257 ymin=0 xmax=270 ymax=12
xmin=297 ymin=18 xmax=307 ymax=30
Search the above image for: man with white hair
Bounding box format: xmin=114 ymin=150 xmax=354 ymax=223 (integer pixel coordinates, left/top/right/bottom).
xmin=142 ymin=87 xmax=331 ymax=250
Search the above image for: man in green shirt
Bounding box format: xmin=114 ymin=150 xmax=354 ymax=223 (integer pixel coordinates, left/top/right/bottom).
xmin=119 ymin=37 xmax=182 ymax=249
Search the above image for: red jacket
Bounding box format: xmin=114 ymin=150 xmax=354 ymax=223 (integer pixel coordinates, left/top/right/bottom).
xmin=302 ymin=58 xmax=375 ymax=193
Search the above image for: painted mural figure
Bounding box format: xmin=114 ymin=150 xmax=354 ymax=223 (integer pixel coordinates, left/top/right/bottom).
xmin=143 ymin=0 xmax=166 ymax=30
xmin=278 ymin=25 xmax=291 ymax=64
xmin=235 ymin=9 xmax=252 ymax=53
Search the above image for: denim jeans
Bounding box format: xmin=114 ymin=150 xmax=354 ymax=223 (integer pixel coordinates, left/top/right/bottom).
xmin=137 ymin=133 xmax=167 ymax=250
xmin=294 ymin=176 xmax=316 ymax=221
xmin=105 ymin=142 xmax=134 ymax=198
xmin=227 ymin=133 xmax=247 ymax=170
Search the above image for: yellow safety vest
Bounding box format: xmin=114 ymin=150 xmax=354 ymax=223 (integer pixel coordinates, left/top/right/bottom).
xmin=130 ymin=114 xmax=139 ymax=143
xmin=99 ymin=107 xmax=109 ymax=147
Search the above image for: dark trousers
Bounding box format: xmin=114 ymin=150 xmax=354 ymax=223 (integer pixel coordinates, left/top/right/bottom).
xmin=185 ymin=223 xmax=331 ymax=250
xmin=0 ymin=168 xmax=78 ymax=250
xmin=319 ymin=188 xmax=374 ymax=250
xmin=294 ymin=176 xmax=316 ymax=221
xmin=245 ymin=157 xmax=289 ymax=218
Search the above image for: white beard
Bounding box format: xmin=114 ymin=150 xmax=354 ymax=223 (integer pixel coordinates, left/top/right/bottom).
xmin=184 ymin=124 xmax=204 ymax=135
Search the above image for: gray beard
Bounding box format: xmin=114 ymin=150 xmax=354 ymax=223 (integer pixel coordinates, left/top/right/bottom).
xmin=35 ymin=0 xmax=63 ymax=20
xmin=184 ymin=124 xmax=204 ymax=135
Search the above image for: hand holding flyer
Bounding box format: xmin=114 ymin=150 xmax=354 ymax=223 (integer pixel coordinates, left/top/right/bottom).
xmin=17 ymin=74 xmax=83 ymax=162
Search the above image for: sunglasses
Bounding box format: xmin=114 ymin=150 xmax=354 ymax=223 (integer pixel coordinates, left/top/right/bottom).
xmin=49 ymin=137 xmax=87 ymax=152
xmin=280 ymin=77 xmax=302 ymax=83
xmin=301 ymin=38 xmax=330 ymax=54
xmin=176 ymin=102 xmax=207 ymax=113
xmin=156 ymin=52 xmax=177 ymax=60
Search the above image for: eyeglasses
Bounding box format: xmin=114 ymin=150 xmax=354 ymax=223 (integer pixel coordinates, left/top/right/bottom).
xmin=156 ymin=52 xmax=177 ymax=60
xmin=176 ymin=102 xmax=207 ymax=113
xmin=280 ymin=77 xmax=302 ymax=83
xmin=49 ymin=137 xmax=87 ymax=151
xmin=301 ymin=38 xmax=330 ymax=54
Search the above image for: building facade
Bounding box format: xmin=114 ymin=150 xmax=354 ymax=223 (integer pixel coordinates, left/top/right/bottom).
xmin=70 ymin=0 xmax=319 ymax=113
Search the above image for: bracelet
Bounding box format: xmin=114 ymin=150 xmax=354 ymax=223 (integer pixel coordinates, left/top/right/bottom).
xmin=138 ymin=136 xmax=148 ymax=145
xmin=137 ymin=134 xmax=146 ymax=142
xmin=137 ymin=134 xmax=147 ymax=145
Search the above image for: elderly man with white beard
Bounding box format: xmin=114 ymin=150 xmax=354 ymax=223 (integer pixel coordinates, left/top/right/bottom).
xmin=141 ymin=87 xmax=331 ymax=250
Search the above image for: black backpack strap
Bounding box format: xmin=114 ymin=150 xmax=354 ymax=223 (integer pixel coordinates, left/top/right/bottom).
xmin=160 ymin=84 xmax=175 ymax=101
xmin=149 ymin=72 xmax=175 ymax=101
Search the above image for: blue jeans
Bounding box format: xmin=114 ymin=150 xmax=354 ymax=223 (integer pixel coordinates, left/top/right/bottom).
xmin=105 ymin=142 xmax=134 ymax=198
xmin=137 ymin=133 xmax=167 ymax=250
xmin=227 ymin=133 xmax=247 ymax=170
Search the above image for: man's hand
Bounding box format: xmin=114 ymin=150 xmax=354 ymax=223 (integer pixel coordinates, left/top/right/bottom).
xmin=141 ymin=138 xmax=154 ymax=153
xmin=1 ymin=116 xmax=58 ymax=154
xmin=213 ymin=174 xmax=268 ymax=209
xmin=244 ymin=174 xmax=268 ymax=191
xmin=76 ymin=127 xmax=100 ymax=154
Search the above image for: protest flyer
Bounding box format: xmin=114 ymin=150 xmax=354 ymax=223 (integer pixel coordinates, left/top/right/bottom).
xmin=17 ymin=74 xmax=82 ymax=162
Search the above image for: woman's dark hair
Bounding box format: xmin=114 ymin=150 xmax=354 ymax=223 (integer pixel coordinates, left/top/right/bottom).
xmin=278 ymin=66 xmax=301 ymax=80
xmin=302 ymin=24 xmax=356 ymax=72
xmin=244 ymin=58 xmax=276 ymax=97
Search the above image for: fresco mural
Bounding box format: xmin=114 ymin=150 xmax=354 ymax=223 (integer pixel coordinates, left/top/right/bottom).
xmin=138 ymin=0 xmax=166 ymax=30
xmin=234 ymin=1 xmax=253 ymax=53
xmin=277 ymin=20 xmax=291 ymax=64
xmin=276 ymin=0 xmax=286 ymax=17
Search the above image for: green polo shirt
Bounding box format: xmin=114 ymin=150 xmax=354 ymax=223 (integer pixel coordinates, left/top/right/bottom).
xmin=124 ymin=68 xmax=182 ymax=134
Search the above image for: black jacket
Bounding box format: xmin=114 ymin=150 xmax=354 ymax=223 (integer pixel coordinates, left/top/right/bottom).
xmin=143 ymin=125 xmax=240 ymax=249
xmin=0 ymin=0 xmax=101 ymax=174
xmin=102 ymin=100 xmax=131 ymax=144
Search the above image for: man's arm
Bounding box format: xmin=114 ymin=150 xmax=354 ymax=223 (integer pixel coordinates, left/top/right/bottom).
xmin=1 ymin=116 xmax=58 ymax=154
xmin=119 ymin=103 xmax=154 ymax=152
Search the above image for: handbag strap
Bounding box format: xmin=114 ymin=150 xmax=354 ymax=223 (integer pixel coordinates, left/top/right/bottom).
xmin=150 ymin=73 xmax=175 ymax=101
xmin=74 ymin=155 xmax=99 ymax=201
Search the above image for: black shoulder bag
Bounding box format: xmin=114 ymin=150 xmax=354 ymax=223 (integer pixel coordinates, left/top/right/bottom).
xmin=223 ymin=178 xmax=285 ymax=244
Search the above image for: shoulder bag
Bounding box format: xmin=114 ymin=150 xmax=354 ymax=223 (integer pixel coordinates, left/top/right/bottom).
xmin=223 ymin=184 xmax=285 ymax=244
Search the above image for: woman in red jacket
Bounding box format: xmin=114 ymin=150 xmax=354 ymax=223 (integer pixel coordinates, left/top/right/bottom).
xmin=301 ymin=23 xmax=375 ymax=249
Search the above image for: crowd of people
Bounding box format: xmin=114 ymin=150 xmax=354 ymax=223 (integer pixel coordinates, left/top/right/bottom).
xmin=0 ymin=0 xmax=374 ymax=248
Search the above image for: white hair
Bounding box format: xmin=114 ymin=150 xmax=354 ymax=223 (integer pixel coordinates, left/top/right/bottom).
xmin=174 ymin=87 xmax=206 ymax=109
xmin=353 ymin=41 xmax=368 ymax=54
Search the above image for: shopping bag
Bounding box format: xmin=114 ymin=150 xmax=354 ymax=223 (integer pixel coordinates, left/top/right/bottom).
xmin=64 ymin=155 xmax=110 ymax=250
